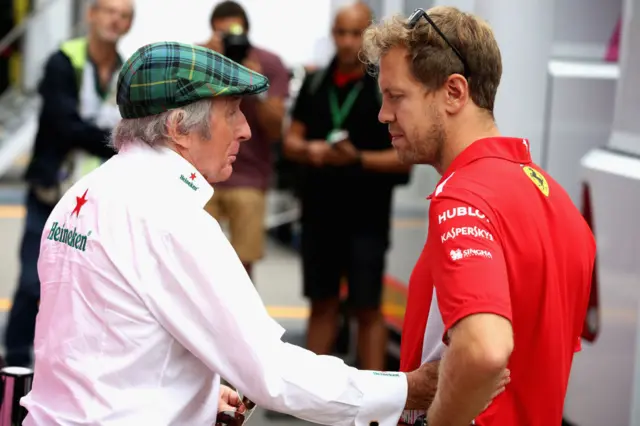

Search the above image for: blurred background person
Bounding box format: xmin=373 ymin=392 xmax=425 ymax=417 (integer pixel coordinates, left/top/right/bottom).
xmin=284 ymin=1 xmax=411 ymax=371
xmin=201 ymin=1 xmax=290 ymax=279
xmin=3 ymin=0 xmax=133 ymax=367
xmin=0 ymin=0 xmax=13 ymax=94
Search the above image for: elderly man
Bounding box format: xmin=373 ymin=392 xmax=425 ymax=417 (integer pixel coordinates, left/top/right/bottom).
xmin=21 ymin=42 xmax=438 ymax=426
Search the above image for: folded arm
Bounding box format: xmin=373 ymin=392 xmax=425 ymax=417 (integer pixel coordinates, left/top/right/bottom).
xmin=38 ymin=52 xmax=114 ymax=159
xmin=361 ymin=148 xmax=412 ymax=174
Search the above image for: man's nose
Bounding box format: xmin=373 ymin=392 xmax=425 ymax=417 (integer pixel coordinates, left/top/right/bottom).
xmin=378 ymin=100 xmax=393 ymax=124
xmin=238 ymin=116 xmax=251 ymax=142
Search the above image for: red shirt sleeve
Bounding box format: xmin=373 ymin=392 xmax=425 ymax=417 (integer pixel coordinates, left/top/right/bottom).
xmin=429 ymin=194 xmax=512 ymax=343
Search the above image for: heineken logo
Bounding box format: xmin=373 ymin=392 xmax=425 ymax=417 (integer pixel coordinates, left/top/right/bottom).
xmin=47 ymin=222 xmax=91 ymax=252
xmin=180 ymin=173 xmax=199 ymax=191
xmin=372 ymin=372 xmax=400 ymax=377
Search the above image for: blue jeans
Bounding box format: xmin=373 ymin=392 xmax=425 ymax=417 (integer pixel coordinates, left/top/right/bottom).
xmin=4 ymin=190 xmax=52 ymax=367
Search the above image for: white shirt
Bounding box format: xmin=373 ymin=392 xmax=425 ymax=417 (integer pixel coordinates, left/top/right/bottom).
xmin=22 ymin=140 xmax=407 ymax=426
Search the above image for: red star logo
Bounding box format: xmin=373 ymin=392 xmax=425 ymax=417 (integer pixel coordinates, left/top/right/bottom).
xmin=71 ymin=189 xmax=89 ymax=218
xmin=189 ymin=173 xmax=196 ymax=180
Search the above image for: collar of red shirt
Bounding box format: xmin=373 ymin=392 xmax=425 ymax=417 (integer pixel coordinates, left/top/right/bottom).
xmin=428 ymin=137 xmax=532 ymax=199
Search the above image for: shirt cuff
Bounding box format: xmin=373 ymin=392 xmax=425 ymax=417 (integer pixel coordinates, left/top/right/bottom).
xmin=353 ymin=371 xmax=407 ymax=426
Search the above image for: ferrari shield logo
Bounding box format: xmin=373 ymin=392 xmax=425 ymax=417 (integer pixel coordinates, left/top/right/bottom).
xmin=523 ymin=166 xmax=549 ymax=197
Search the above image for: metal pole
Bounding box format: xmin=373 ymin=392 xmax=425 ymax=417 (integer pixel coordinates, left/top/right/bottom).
xmin=0 ymin=366 xmax=34 ymax=426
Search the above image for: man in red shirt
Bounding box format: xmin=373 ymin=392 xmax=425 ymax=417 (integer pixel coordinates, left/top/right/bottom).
xmin=360 ymin=6 xmax=595 ymax=426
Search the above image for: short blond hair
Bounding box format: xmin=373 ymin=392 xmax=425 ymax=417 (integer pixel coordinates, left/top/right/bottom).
xmin=361 ymin=6 xmax=502 ymax=113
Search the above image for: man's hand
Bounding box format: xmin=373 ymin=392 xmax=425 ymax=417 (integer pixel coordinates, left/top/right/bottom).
xmin=307 ymin=140 xmax=332 ymax=167
xmin=404 ymin=361 xmax=440 ymax=410
xmin=325 ymin=140 xmax=361 ymax=166
xmin=483 ymin=368 xmax=510 ymax=410
xmin=404 ymin=361 xmax=510 ymax=412
xmin=218 ymin=385 xmax=246 ymax=413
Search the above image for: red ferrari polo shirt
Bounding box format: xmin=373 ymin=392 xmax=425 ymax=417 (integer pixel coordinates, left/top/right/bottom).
xmin=400 ymin=137 xmax=596 ymax=425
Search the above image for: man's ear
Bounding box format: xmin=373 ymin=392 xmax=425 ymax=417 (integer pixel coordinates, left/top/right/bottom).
xmin=443 ymin=74 xmax=469 ymax=114
xmin=166 ymin=110 xmax=190 ymax=150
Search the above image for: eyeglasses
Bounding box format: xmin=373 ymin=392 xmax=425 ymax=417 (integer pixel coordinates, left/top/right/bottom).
xmin=406 ymin=8 xmax=470 ymax=79
xmin=215 ymin=392 xmax=257 ymax=426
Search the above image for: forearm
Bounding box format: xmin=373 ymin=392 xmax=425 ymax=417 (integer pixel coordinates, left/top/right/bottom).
xmin=283 ymin=135 xmax=310 ymax=164
xmin=428 ymin=344 xmax=505 ymax=426
xmin=240 ymin=342 xmax=407 ymax=426
xmin=255 ymin=97 xmax=285 ymax=141
xmin=361 ymin=149 xmax=412 ymax=174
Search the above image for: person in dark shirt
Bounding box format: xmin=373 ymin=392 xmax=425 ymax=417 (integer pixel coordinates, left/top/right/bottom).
xmin=284 ymin=1 xmax=411 ymax=371
xmin=4 ymin=0 xmax=133 ymax=367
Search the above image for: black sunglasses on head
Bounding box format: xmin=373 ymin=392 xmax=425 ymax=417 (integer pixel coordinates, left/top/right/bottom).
xmin=406 ymin=8 xmax=470 ymax=79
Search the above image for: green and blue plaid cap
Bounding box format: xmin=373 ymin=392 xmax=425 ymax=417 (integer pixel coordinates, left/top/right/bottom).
xmin=116 ymin=41 xmax=270 ymax=119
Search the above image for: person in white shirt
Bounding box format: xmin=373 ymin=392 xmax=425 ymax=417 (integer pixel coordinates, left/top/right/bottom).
xmin=21 ymin=41 xmax=436 ymax=426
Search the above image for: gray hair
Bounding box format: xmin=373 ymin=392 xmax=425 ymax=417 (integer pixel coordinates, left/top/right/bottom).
xmin=110 ymin=99 xmax=213 ymax=151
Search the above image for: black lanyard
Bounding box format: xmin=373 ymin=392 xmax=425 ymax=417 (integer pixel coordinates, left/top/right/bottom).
xmin=328 ymin=81 xmax=364 ymax=130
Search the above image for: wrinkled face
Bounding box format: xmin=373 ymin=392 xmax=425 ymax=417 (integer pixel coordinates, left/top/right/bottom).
xmin=88 ymin=0 xmax=133 ymax=44
xmin=174 ymin=98 xmax=251 ymax=184
xmin=197 ymin=97 xmax=251 ymax=183
xmin=378 ymin=46 xmax=446 ymax=166
xmin=332 ymin=8 xmax=369 ymax=69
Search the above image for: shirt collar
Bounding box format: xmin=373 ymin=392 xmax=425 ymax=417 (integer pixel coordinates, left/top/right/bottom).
xmin=429 ymin=137 xmax=532 ymax=199
xmin=117 ymin=140 xmax=214 ymax=208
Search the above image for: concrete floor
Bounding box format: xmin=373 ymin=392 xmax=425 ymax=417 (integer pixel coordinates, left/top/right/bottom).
xmin=0 ymin=183 xmax=427 ymax=425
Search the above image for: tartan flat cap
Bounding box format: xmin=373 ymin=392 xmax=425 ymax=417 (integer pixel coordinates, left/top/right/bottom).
xmin=117 ymin=41 xmax=270 ymax=119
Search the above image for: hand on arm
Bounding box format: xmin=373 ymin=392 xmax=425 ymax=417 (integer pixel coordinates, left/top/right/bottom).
xmin=330 ymin=140 xmax=411 ymax=173
xmin=403 ymin=356 xmax=509 ymax=413
xmin=283 ymin=120 xmax=333 ymax=166
xmin=405 ymin=361 xmax=440 ymax=410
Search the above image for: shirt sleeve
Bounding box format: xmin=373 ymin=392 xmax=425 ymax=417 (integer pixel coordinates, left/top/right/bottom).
xmin=290 ymin=73 xmax=313 ymax=124
xmin=428 ymin=194 xmax=512 ymax=342
xmin=141 ymin=215 xmax=407 ymax=426
xmin=38 ymin=52 xmax=115 ymax=159
xmin=265 ymin=53 xmax=290 ymax=99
